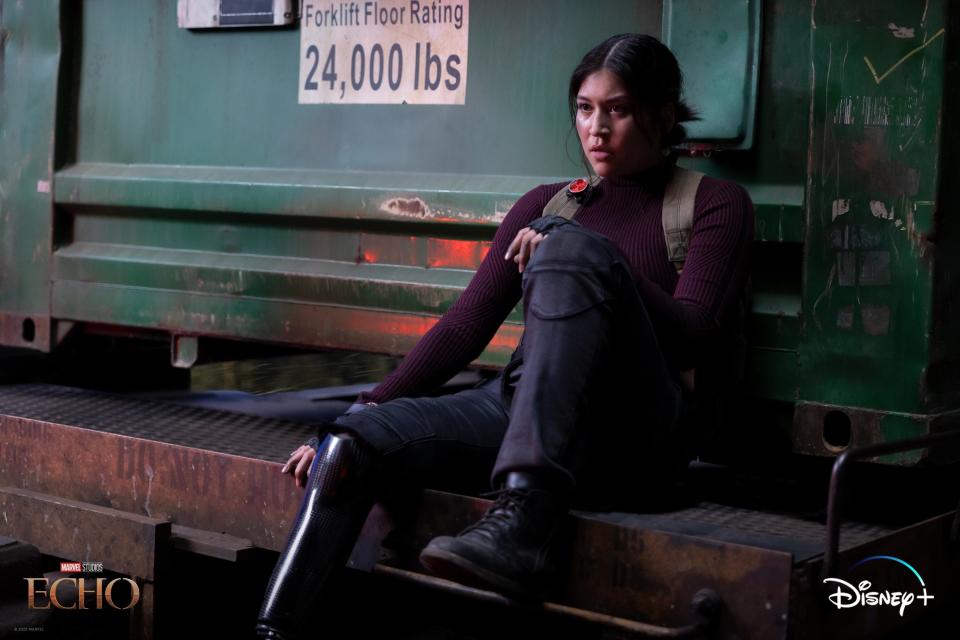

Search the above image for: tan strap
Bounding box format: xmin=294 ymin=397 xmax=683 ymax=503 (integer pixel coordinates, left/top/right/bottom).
xmin=661 ymin=167 xmax=704 ymax=272
xmin=663 ymin=166 xmax=703 ymax=392
xmin=542 ymin=167 xmax=703 ymax=272
xmin=542 ymin=176 xmax=603 ymax=220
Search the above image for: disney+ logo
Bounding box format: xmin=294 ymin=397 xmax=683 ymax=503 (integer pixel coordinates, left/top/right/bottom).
xmin=823 ymin=555 xmax=934 ymax=617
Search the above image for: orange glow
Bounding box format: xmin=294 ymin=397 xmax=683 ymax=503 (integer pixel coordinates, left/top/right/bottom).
xmin=426 ymin=239 xmax=491 ymax=269
xmin=340 ymin=309 xmax=522 ymax=356
xmin=487 ymin=326 xmax=523 ymax=351
xmin=346 ymin=313 xmax=438 ymax=337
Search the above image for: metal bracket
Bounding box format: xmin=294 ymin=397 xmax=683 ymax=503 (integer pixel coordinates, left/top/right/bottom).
xmin=171 ymin=335 xmax=198 ymax=369
xmin=177 ymin=0 xmax=297 ymax=29
xmin=374 ymin=564 xmax=721 ymax=639
xmin=822 ymin=428 xmax=960 ymax=581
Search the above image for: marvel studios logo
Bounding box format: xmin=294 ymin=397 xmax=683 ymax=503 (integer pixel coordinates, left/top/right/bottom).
xmin=59 ymin=562 xmax=104 ymax=573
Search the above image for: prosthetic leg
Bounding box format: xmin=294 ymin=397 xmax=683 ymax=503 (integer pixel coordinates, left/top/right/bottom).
xmin=256 ymin=433 xmax=380 ymax=639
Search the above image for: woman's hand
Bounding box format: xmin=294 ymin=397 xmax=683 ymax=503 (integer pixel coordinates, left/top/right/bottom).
xmin=281 ymin=444 xmax=316 ymax=489
xmin=505 ymin=227 xmax=547 ymax=273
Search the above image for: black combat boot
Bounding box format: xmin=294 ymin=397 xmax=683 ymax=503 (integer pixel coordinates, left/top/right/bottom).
xmin=418 ymin=472 xmax=568 ymax=599
xmin=256 ymin=432 xmax=380 ymax=640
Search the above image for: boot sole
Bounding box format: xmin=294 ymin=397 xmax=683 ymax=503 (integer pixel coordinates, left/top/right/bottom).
xmin=418 ymin=546 xmax=537 ymax=601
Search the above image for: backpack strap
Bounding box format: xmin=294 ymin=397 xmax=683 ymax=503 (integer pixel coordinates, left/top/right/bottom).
xmin=542 ymin=176 xmax=603 ymax=220
xmin=661 ymin=166 xmax=705 ymax=273
xmin=542 ymin=167 xmax=704 ymax=274
xmin=661 ymin=166 xmax=704 ymax=392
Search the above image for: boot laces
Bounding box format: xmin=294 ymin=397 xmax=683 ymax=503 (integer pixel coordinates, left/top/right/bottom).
xmin=463 ymin=488 xmax=529 ymax=535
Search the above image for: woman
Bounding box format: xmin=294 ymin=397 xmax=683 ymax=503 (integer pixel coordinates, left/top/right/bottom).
xmin=257 ymin=33 xmax=753 ymax=639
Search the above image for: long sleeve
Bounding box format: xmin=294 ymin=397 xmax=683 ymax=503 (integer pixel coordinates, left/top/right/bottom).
xmin=356 ymin=168 xmax=753 ymax=401
xmin=357 ymin=183 xmax=563 ymax=404
xmin=633 ymin=179 xmax=754 ymax=369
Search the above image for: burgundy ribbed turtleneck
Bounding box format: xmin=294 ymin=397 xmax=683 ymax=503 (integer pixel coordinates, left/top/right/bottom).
xmin=359 ymin=164 xmax=754 ymax=404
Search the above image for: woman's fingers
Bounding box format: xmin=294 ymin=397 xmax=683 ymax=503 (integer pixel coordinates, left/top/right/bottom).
xmin=504 ymin=228 xmax=547 ymax=273
xmin=281 ymin=446 xmax=316 ymax=489
xmin=281 ymin=449 xmax=299 ymax=474
xmin=529 ymin=233 xmax=545 ymax=258
xmin=294 ymin=448 xmax=316 ymax=489
xmin=517 ymin=232 xmax=533 ymax=272
xmin=281 ymin=446 xmax=306 ymax=474
xmin=505 ymin=228 xmax=530 ymax=262
xmin=513 ymin=230 xmax=533 ymax=267
xmin=517 ymin=231 xmax=545 ymax=273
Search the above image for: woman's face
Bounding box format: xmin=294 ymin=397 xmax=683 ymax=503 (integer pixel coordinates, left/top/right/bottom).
xmin=575 ymin=68 xmax=672 ymax=178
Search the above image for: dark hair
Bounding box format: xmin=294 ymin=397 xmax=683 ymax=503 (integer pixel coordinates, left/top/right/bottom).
xmin=568 ymin=33 xmax=697 ymax=148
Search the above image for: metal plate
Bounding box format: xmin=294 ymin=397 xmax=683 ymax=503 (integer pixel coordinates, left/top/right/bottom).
xmin=0 ymin=385 xmax=314 ymax=550
xmin=0 ymin=487 xmax=169 ymax=580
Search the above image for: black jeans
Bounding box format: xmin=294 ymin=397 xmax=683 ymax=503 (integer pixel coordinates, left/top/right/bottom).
xmin=332 ymin=223 xmax=686 ymax=495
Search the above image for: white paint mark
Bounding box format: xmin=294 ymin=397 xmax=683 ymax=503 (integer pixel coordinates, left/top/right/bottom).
xmin=832 ymin=199 xmax=850 ymax=220
xmin=821 ymin=42 xmax=833 ymax=190
xmin=888 ymin=23 xmax=915 ymax=39
xmin=864 ymin=28 xmax=945 ymax=85
xmin=380 ymin=197 xmax=431 ymax=218
xmin=870 ymin=200 xmax=895 ymax=220
xmin=836 ymin=97 xmax=855 ymax=124
xmin=493 ymin=199 xmax=516 ymax=224
xmin=899 ymin=116 xmax=923 ymax=151
xmin=812 ymin=264 xmax=837 ymax=331
xmin=36 ymin=180 xmax=50 ymax=194
xmin=835 ymin=96 xmax=920 ymax=127
xmin=144 ymin=463 xmax=155 ymax=518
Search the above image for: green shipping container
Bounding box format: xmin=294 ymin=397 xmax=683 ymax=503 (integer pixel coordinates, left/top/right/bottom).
xmin=1 ymin=0 xmax=957 ymax=464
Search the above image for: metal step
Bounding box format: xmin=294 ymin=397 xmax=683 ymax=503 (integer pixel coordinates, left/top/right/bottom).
xmin=0 ymin=384 xmax=954 ymax=639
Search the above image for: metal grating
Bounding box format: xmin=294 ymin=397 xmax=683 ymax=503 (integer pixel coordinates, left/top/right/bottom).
xmin=0 ymin=384 xmax=316 ymax=463
xmin=586 ymin=502 xmax=896 ymax=560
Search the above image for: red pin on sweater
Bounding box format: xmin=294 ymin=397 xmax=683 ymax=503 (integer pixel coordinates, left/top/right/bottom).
xmin=567 ymin=178 xmax=589 ymax=195
xmin=566 ymin=177 xmax=595 ymax=203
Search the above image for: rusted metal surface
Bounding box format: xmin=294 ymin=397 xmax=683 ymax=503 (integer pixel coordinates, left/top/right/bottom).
xmin=0 ymin=486 xmax=169 ymax=581
xmin=0 ymin=385 xmax=315 ymax=551
xmin=0 ymin=314 xmax=51 ymax=353
xmin=383 ymin=490 xmax=793 ymax=640
xmin=590 ymin=503 xmax=893 ymax=561
xmin=169 ymin=524 xmax=254 ymax=563
xmin=793 ymin=402 xmax=960 ymax=465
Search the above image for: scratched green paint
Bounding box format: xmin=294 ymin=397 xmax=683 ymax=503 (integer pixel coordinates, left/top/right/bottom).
xmin=0 ymin=0 xmax=60 ymax=349
xmin=3 ymin=2 xmax=813 ymax=414
xmin=801 ymin=1 xmax=945 ymax=413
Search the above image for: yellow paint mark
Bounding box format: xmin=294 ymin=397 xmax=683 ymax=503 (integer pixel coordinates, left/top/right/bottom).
xmin=863 ymin=28 xmax=945 ymax=85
